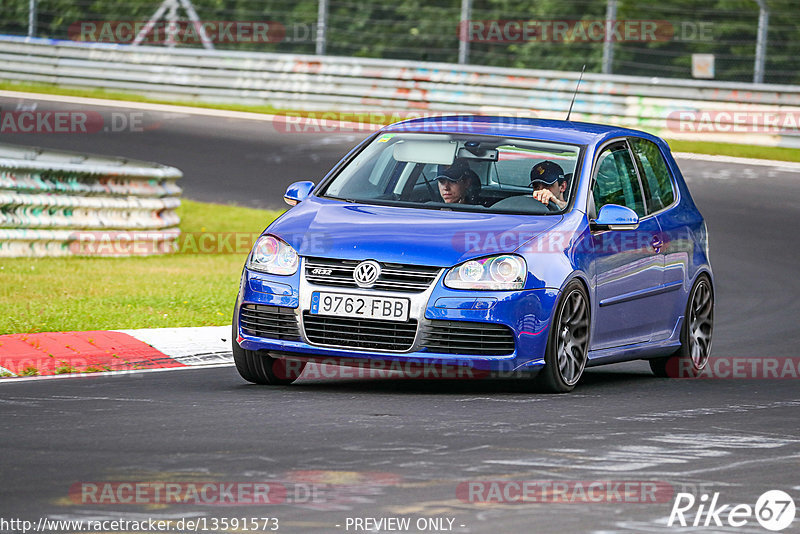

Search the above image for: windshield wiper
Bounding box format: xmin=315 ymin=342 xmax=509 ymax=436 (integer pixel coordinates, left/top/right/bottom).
xmin=326 ymin=196 xmax=357 ymax=203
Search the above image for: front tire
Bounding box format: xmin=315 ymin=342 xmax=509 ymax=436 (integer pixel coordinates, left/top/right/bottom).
xmin=534 ymin=280 xmax=591 ymax=393
xmin=232 ymin=323 xmax=305 ymax=385
xmin=650 ymin=275 xmax=714 ymax=378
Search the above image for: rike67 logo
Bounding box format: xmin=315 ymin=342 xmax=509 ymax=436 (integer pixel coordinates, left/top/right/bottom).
xmin=668 ymin=490 xmax=796 ymax=531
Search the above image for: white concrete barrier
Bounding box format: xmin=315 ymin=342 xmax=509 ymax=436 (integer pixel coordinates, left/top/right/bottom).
xmin=0 ymin=142 xmax=182 ymax=257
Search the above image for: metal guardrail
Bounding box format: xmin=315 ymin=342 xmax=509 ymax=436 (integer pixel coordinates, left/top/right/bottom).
xmin=0 ymin=142 xmax=182 ymax=257
xmin=0 ymin=35 xmax=798 ymax=148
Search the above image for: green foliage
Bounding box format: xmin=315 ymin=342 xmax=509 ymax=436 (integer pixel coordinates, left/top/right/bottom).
xmin=55 ymin=363 xmax=79 ymax=374
xmin=1 ymin=0 xmax=797 ymax=83
xmin=20 ymin=366 xmax=39 ymax=376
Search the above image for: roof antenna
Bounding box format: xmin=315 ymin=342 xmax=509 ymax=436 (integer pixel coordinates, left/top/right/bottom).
xmin=565 ymin=64 xmax=586 ymax=121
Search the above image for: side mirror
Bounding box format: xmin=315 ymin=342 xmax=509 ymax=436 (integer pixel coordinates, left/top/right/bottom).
xmin=284 ymin=181 xmax=315 ymax=206
xmin=590 ymin=204 xmax=639 ymax=231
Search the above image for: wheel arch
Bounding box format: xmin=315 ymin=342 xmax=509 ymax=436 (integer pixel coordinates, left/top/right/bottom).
xmin=548 ymin=271 xmax=593 ymax=338
xmin=689 ymin=268 xmax=714 ymax=294
xmin=557 ymin=271 xmax=592 ymax=316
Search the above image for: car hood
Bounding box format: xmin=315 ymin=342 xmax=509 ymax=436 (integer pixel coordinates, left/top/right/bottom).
xmin=267 ymin=197 xmax=563 ymax=266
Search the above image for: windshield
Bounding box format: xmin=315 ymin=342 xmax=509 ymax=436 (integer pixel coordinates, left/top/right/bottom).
xmin=319 ymin=132 xmax=582 ymax=215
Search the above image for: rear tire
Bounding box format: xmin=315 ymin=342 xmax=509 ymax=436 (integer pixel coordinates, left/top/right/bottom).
xmin=534 ymin=280 xmax=590 ymax=393
xmin=232 ymin=322 xmax=305 ymax=385
xmin=650 ymin=274 xmax=714 ymax=378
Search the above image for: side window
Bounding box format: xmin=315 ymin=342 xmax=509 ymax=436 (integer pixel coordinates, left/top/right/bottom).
xmin=493 ymin=159 xmax=536 ymax=187
xmin=629 ymin=137 xmax=675 ymax=213
xmin=592 ymin=143 xmax=646 ymax=217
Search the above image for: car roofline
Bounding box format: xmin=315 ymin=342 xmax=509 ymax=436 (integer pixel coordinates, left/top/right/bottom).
xmin=381 ymin=115 xmax=654 ymax=146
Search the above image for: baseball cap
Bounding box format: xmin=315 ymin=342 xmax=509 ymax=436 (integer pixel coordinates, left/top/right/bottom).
xmin=529 ymin=160 xmax=566 ymax=185
xmin=437 ymin=159 xmax=471 ymax=182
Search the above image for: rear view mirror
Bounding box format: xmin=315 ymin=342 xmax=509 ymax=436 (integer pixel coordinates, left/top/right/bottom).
xmin=457 ymin=147 xmax=499 ymax=161
xmin=284 ymin=181 xmax=315 ymax=206
xmin=590 ymin=204 xmax=639 ymax=231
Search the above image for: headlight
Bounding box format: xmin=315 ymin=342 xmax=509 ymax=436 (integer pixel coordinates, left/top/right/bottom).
xmin=444 ymin=254 xmax=526 ymax=290
xmin=247 ymin=235 xmax=299 ymax=275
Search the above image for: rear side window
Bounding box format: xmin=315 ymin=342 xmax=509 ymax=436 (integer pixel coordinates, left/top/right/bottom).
xmin=629 ymin=137 xmax=675 ymax=213
xmin=592 ymin=142 xmax=646 ymax=218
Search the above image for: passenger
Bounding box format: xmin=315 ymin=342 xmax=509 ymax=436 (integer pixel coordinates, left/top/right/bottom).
xmin=530 ymin=160 xmax=569 ymax=210
xmin=437 ymin=160 xmax=481 ymax=204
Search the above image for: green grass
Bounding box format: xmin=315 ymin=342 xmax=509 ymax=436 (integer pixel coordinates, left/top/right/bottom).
xmin=664 ymin=139 xmax=800 ymax=163
xmin=0 ymin=80 xmax=285 ymax=116
xmin=0 ymin=200 xmax=283 ymax=334
xmin=3 ymin=80 xmax=799 ymax=163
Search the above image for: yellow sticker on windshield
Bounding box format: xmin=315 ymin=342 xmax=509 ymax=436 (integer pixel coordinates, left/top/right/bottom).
xmin=378 ymin=134 xmax=396 ymax=142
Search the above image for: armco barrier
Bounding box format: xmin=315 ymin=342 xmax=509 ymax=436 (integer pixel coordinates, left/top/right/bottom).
xmin=0 ymin=142 xmax=181 ymax=257
xmin=0 ymin=35 xmax=799 ymax=147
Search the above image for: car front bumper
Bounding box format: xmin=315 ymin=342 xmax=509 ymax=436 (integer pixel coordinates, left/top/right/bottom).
xmin=234 ymin=263 xmax=560 ymax=374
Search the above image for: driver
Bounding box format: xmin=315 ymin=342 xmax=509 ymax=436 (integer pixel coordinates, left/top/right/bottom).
xmin=437 ymin=160 xmax=481 ymax=204
xmin=530 ymin=160 xmax=569 ymax=210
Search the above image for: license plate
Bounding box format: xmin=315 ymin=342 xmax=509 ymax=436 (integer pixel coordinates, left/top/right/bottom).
xmin=310 ymin=292 xmax=410 ymax=321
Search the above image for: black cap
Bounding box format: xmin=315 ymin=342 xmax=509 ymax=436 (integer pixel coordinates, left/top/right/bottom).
xmin=530 ymin=160 xmax=566 ymax=185
xmin=437 ymin=159 xmax=471 ymax=182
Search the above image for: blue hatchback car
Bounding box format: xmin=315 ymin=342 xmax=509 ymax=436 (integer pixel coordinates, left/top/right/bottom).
xmin=232 ymin=116 xmax=713 ymax=392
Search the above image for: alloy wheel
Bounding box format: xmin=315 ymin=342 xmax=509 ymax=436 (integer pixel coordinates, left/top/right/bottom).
xmin=556 ymin=288 xmax=590 ymax=385
xmin=688 ymin=279 xmax=714 ymax=370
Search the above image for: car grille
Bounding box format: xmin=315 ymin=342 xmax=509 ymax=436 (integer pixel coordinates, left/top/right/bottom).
xmin=240 ymin=304 xmax=301 ymax=341
xmin=304 ymin=257 xmax=440 ymax=293
xmin=302 ymin=312 xmax=418 ymax=351
xmin=422 ymin=320 xmax=516 ymax=355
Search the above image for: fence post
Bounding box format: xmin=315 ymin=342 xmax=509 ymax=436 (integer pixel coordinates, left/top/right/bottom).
xmin=753 ymin=0 xmax=769 ymax=84
xmin=458 ymin=0 xmax=471 ymax=64
xmin=601 ymin=0 xmax=617 ymax=74
xmin=27 ymin=0 xmax=37 ymax=38
xmin=316 ymin=0 xmax=328 ymax=55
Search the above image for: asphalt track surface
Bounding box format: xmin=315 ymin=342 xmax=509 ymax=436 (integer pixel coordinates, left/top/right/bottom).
xmin=1 ymin=95 xmax=799 ymax=534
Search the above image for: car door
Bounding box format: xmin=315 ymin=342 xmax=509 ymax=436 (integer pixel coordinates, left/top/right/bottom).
xmin=628 ymin=136 xmax=686 ymax=341
xmin=589 ymin=140 xmax=665 ymax=350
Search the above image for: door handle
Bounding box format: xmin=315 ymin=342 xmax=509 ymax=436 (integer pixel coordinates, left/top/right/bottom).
xmin=651 ymin=236 xmax=663 ymax=253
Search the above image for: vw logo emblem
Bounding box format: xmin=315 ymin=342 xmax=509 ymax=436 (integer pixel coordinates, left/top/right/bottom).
xmin=353 ymin=260 xmax=381 ymax=288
